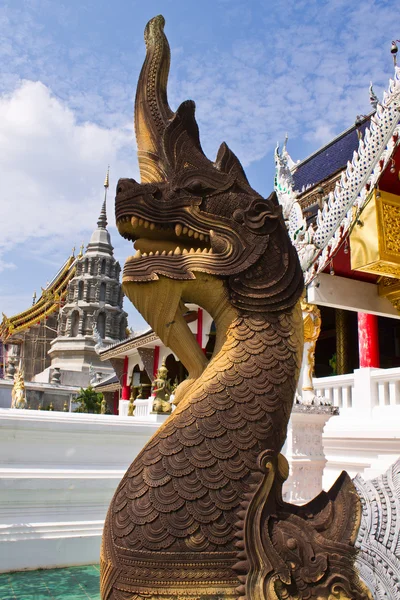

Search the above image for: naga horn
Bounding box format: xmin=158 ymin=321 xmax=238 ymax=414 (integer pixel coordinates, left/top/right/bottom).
xmin=135 ymin=15 xmax=174 ymax=183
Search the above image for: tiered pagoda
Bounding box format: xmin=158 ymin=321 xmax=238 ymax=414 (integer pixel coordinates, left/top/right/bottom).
xmin=0 ymin=180 xmax=128 ymax=388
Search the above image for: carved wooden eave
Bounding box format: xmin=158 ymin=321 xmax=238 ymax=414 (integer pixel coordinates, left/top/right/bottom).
xmin=275 ymin=66 xmax=400 ymax=286
xmin=98 ymin=330 xmax=160 ymax=360
xmin=0 ymin=254 xmax=77 ymax=342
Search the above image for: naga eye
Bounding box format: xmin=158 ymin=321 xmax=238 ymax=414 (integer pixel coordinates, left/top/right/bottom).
xmin=185 ymin=180 xmax=206 ymax=194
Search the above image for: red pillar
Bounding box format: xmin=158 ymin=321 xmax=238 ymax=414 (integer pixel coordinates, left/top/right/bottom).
xmin=358 ymin=313 xmax=380 ymax=368
xmin=121 ymin=355 xmax=130 ymax=400
xmin=196 ymin=308 xmax=204 ymax=351
xmin=153 ymin=345 xmax=160 ymax=379
xmin=113 ymin=390 xmax=119 ymax=415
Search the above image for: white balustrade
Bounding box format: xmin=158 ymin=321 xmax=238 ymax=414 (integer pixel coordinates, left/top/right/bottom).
xmin=313 ymin=373 xmax=354 ymax=409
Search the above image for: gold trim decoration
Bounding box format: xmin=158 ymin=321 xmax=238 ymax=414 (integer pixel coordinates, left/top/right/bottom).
xmin=0 ymin=255 xmax=76 ymax=341
xmin=378 ymin=276 xmax=400 ymax=312
xmin=350 ymin=189 xmax=400 ymax=278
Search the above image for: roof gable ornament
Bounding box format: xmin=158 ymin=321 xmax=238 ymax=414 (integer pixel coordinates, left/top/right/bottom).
xmin=276 ymin=66 xmax=400 ymax=285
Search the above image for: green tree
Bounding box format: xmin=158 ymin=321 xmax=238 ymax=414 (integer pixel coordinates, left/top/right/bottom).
xmin=73 ymin=386 xmax=104 ymax=414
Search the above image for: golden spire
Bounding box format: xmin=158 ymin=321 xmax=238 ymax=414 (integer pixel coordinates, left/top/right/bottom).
xmin=71 ymin=245 xmax=76 ymax=257
xmin=104 ymin=166 xmax=110 ymax=189
xmin=78 ymin=242 xmax=85 ymax=258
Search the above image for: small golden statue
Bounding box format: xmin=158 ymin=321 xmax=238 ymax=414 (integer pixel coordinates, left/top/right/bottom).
xmin=151 ymin=360 xmax=172 ymax=414
xmin=63 ymin=400 xmax=68 ymax=412
xmin=127 ymin=388 xmax=136 ymax=416
xmin=100 ymin=396 xmax=107 ymax=414
xmin=11 ymin=368 xmax=27 ymax=409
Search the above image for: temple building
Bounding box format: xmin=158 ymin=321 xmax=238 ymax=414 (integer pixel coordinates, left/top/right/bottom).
xmin=0 ymin=176 xmax=128 ymax=398
xmin=273 ymin=64 xmax=400 ymax=486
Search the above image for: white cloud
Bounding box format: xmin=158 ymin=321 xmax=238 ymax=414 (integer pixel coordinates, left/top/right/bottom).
xmin=0 ymin=79 xmax=136 ymax=261
xmin=0 ymin=79 xmax=148 ymax=329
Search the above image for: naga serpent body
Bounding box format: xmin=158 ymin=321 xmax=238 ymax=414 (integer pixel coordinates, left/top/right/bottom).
xmin=101 ymin=16 xmax=372 ymax=600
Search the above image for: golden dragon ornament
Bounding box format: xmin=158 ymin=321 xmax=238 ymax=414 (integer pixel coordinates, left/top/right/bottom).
xmin=101 ymin=16 xmax=372 ymax=600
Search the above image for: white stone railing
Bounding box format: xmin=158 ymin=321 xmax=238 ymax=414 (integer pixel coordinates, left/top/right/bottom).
xmin=313 ymin=367 xmax=400 ymax=413
xmin=370 ymin=367 xmax=400 ymax=408
xmin=319 ymin=367 xmax=400 ymax=491
xmin=313 ymin=373 xmax=354 ymax=409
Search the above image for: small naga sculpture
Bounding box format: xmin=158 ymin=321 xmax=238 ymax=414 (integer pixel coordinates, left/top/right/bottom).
xmin=11 ymin=368 xmax=27 ymax=409
xmin=151 ymin=359 xmax=172 ymax=414
xmin=101 ymin=16 xmax=372 ymax=600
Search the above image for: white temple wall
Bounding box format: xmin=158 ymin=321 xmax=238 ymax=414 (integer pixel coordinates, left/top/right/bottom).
xmin=314 ymin=367 xmax=400 ymax=489
xmin=0 ymin=410 xmax=159 ymax=572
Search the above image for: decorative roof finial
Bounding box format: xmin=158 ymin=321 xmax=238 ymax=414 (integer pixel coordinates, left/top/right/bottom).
xmin=71 ymin=245 xmax=75 ymax=257
xmin=97 ymin=199 xmax=108 ymax=229
xmin=97 ymin=166 xmax=109 ymax=229
xmin=32 ymin=291 xmax=37 ymax=306
xmin=391 ymin=40 xmax=399 ymax=66
xmin=369 ymin=82 xmax=379 ymax=110
xmin=104 ymin=165 xmax=110 ymax=189
xmin=78 ymin=242 xmax=85 ymax=258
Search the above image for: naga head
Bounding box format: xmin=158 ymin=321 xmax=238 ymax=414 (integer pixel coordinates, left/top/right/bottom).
xmin=116 ymin=16 xmax=303 ymax=320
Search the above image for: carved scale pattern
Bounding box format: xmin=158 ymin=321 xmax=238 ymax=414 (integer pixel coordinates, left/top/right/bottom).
xmin=102 ymin=309 xmax=302 ymax=598
xmin=353 ymin=459 xmax=400 ymax=600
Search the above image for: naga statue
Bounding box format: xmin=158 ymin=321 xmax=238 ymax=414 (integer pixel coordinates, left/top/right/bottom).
xmin=101 ymin=16 xmax=373 ymax=600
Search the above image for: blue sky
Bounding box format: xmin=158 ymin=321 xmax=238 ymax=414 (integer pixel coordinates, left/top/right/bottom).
xmin=0 ymin=0 xmax=397 ymax=330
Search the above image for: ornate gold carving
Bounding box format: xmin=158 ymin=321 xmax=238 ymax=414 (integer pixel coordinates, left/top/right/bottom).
xmin=300 ymin=299 xmax=321 ymax=395
xmin=0 ymin=254 xmax=76 ymax=341
xmin=382 ymin=202 xmax=400 ymax=254
xmin=101 ymin=15 xmax=371 ymax=600
xmin=336 ymin=309 xmax=350 ymax=375
xmin=350 ymin=190 xmax=400 ymax=278
xmin=378 ymin=276 xmax=400 ymax=313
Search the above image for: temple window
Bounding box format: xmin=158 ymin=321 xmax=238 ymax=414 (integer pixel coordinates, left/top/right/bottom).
xmin=100 ymin=282 xmax=106 ymax=302
xmin=101 ymin=259 xmax=106 ymax=275
xmin=71 ymin=311 xmax=79 ymax=337
xmin=78 ymin=280 xmax=84 ymax=301
xmin=97 ymin=313 xmax=106 ymax=338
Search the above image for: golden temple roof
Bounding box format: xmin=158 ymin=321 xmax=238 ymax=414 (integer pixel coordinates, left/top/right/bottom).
xmin=0 ymin=254 xmax=78 ymax=341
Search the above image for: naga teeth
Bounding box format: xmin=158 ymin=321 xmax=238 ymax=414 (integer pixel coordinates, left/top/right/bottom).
xmin=188 ymin=229 xmax=194 ymax=237
xmin=131 ymin=216 xmax=139 ymax=228
xmin=193 ymin=231 xmax=199 ymax=239
xmin=161 ymin=250 xmax=166 ymax=256
xmin=199 ymin=233 xmax=204 ymax=241
xmin=168 ymin=250 xmax=173 ymax=256
xmin=202 ymin=248 xmax=208 ymax=254
xmin=138 ymin=218 xmax=144 ymax=227
xmin=133 ymin=249 xmax=141 ymax=259
xmin=143 ymin=220 xmax=149 ymax=229
xmin=155 ymin=251 xmax=159 ymax=256
xmin=149 ymin=251 xmax=153 ymax=256
xmin=174 ymin=247 xmax=182 ymax=255
xmin=196 ymin=248 xmax=202 ymax=254
xmin=142 ymin=252 xmax=147 ymax=257
xmin=189 ymin=248 xmax=195 ymax=254
xmin=182 ymin=248 xmax=188 ymax=255
xmin=182 ymin=226 xmax=188 ymax=235
xmin=149 ymin=222 xmax=156 ymax=231
xmin=175 ymin=224 xmax=182 ymax=236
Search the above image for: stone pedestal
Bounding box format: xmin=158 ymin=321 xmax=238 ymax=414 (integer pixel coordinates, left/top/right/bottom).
xmin=282 ymin=404 xmax=338 ymax=505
